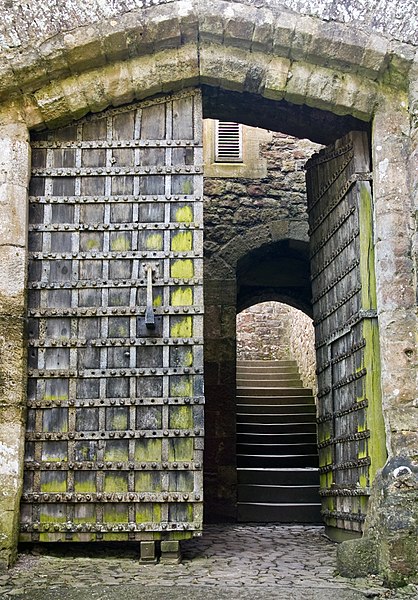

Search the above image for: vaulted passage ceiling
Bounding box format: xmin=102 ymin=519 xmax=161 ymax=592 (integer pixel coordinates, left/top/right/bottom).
xmin=202 ymin=87 xmax=370 ymax=146
xmin=236 ymin=240 xmax=312 ymax=317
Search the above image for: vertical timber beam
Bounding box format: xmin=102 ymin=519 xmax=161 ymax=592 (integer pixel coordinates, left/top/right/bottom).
xmin=338 ymin=93 xmax=418 ymax=585
xmin=0 ymin=115 xmax=30 ymax=570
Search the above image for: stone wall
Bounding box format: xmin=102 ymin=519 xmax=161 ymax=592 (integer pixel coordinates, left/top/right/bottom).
xmin=236 ymin=302 xmax=292 ymax=361
xmin=204 ymin=131 xmax=320 ymax=263
xmin=0 ymin=0 xmax=416 ymax=55
xmin=236 ymin=301 xmax=316 ymax=393
xmin=288 ymin=308 xmax=316 ymax=394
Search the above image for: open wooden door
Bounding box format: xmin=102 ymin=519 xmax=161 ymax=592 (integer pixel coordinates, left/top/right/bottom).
xmin=306 ymin=132 xmax=386 ymax=541
xmin=20 ymin=89 xmax=204 ymax=547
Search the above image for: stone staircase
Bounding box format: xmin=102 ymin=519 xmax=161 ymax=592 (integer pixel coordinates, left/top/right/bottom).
xmin=236 ymin=359 xmax=321 ymax=523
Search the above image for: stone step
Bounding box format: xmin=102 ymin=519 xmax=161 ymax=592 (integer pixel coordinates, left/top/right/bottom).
xmin=237 ymin=378 xmax=303 ymax=388
xmin=237 ymin=502 xmax=322 ymax=523
xmin=237 ymin=431 xmax=317 ymax=444
xmin=237 ymin=364 xmax=299 ymax=375
xmin=237 ymin=360 xmax=297 ymax=367
xmin=237 ymin=404 xmax=316 ymax=415
xmin=237 ymin=483 xmax=320 ymax=503
xmin=237 ymin=467 xmax=319 ymax=486
xmin=237 ymin=370 xmax=300 ymax=378
xmin=237 ymin=453 xmax=319 ymax=468
xmin=237 ymin=395 xmax=315 ymax=406
xmin=237 ymin=387 xmax=313 ymax=397
xmin=237 ymin=422 xmax=317 ymax=433
xmin=237 ymin=442 xmax=318 ymax=455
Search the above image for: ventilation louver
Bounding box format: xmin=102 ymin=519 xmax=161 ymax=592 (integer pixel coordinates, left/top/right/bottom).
xmin=215 ymin=121 xmax=243 ymax=162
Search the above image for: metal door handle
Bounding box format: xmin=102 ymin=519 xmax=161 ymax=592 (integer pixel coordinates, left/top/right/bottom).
xmin=145 ymin=265 xmax=156 ymax=330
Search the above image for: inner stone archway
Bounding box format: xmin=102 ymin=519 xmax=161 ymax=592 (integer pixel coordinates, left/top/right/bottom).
xmin=236 ymin=301 xmax=319 ymax=524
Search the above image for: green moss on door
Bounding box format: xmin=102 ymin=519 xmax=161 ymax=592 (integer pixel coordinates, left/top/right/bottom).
xmin=175 ymin=206 xmax=193 ymax=223
xmin=171 ymin=231 xmax=192 ymax=252
xmin=171 ymin=288 xmax=193 ymax=306
xmin=171 ymin=260 xmax=194 ymax=279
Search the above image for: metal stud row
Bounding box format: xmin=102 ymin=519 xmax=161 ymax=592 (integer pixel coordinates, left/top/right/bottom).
xmin=21 ymin=521 xmax=199 ymax=532
xmin=24 ymin=460 xmax=202 ymax=471
xmin=29 ymin=194 xmax=201 ymax=203
xmin=31 ymin=166 xmax=202 ymax=176
xmin=25 ymin=428 xmax=203 ymax=441
xmin=27 ymin=396 xmax=205 ymax=408
xmin=32 ymin=139 xmax=200 ymax=149
xmin=22 ymin=492 xmax=202 ymax=503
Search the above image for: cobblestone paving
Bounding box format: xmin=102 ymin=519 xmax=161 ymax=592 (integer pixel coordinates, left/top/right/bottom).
xmin=0 ymin=525 xmax=417 ymax=600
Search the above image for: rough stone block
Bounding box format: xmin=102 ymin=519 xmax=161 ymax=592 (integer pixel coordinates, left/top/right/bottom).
xmin=0 ymin=183 xmax=28 ymax=245
xmin=128 ymin=56 xmax=162 ymax=101
xmin=0 ymin=409 xmax=25 ymax=569
xmin=223 ymin=5 xmax=256 ymax=50
xmin=0 ymin=316 xmax=26 ymax=407
xmin=0 ymin=125 xmax=30 ymax=185
xmin=63 ymin=25 xmax=106 ymax=73
xmin=360 ymin=34 xmax=389 ymax=77
xmin=0 ymin=507 xmax=19 ymax=571
xmin=263 ymin=56 xmax=290 ymax=101
xmin=34 ymin=83 xmax=72 ymax=128
xmin=140 ymin=541 xmax=157 ymax=563
xmin=9 ymin=48 xmax=48 ymax=93
xmin=58 ymin=75 xmax=90 ymax=122
xmin=304 ymin=66 xmax=339 ymax=112
xmin=20 ymin=96 xmax=45 ymax=130
xmin=251 ymin=9 xmax=274 ymax=52
xmin=99 ymin=15 xmax=138 ymax=62
xmin=38 ymin=33 xmax=70 ymax=82
xmin=200 ymin=44 xmax=253 ymax=92
xmin=269 ymin=220 xmax=290 ymax=241
xmin=306 ymin=22 xmax=365 ymax=72
xmin=140 ymin=5 xmax=182 ymax=52
xmin=0 ymin=64 xmax=18 ymax=99
xmin=284 ymin=62 xmax=314 ymax=105
xmin=204 ymin=280 xmax=236 ymax=305
xmin=337 ymin=537 xmax=379 ymax=577
xmin=0 ymin=246 xmax=27 ymax=301
xmin=101 ymin=63 xmax=135 ymax=108
xmin=272 ymin=11 xmax=297 ymax=57
xmin=159 ymin=46 xmax=200 ymax=93
xmin=76 ymin=70 xmax=109 ymax=115
xmin=288 ymin=220 xmax=309 ymax=241
xmin=160 ymin=540 xmax=181 ymax=563
xmin=290 ymin=15 xmax=320 ymax=63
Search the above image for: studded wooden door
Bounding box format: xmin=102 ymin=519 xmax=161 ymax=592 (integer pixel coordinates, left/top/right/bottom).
xmin=306 ymin=131 xmax=386 ymax=539
xmin=20 ymin=89 xmax=204 ymax=543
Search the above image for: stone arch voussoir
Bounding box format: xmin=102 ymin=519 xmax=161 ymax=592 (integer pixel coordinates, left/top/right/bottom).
xmin=0 ymin=1 xmax=406 ymax=130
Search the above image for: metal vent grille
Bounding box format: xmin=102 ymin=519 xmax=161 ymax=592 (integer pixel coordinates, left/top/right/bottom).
xmin=215 ymin=121 xmax=243 ymax=162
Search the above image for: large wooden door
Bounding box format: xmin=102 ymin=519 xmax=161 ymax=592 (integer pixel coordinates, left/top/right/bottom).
xmin=306 ymin=132 xmax=386 ymax=540
xmin=20 ymin=89 xmax=204 ymax=543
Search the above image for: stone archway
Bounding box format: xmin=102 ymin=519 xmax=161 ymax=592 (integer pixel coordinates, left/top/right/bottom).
xmin=0 ymin=0 xmax=416 ymax=583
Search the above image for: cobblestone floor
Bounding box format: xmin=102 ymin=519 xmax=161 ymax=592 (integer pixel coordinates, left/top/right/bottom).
xmin=0 ymin=525 xmax=417 ymax=600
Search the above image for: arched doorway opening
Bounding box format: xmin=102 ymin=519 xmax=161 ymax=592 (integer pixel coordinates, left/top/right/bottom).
xmin=236 ymin=301 xmax=320 ymax=523
xmin=203 ymin=108 xmax=385 ymax=543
